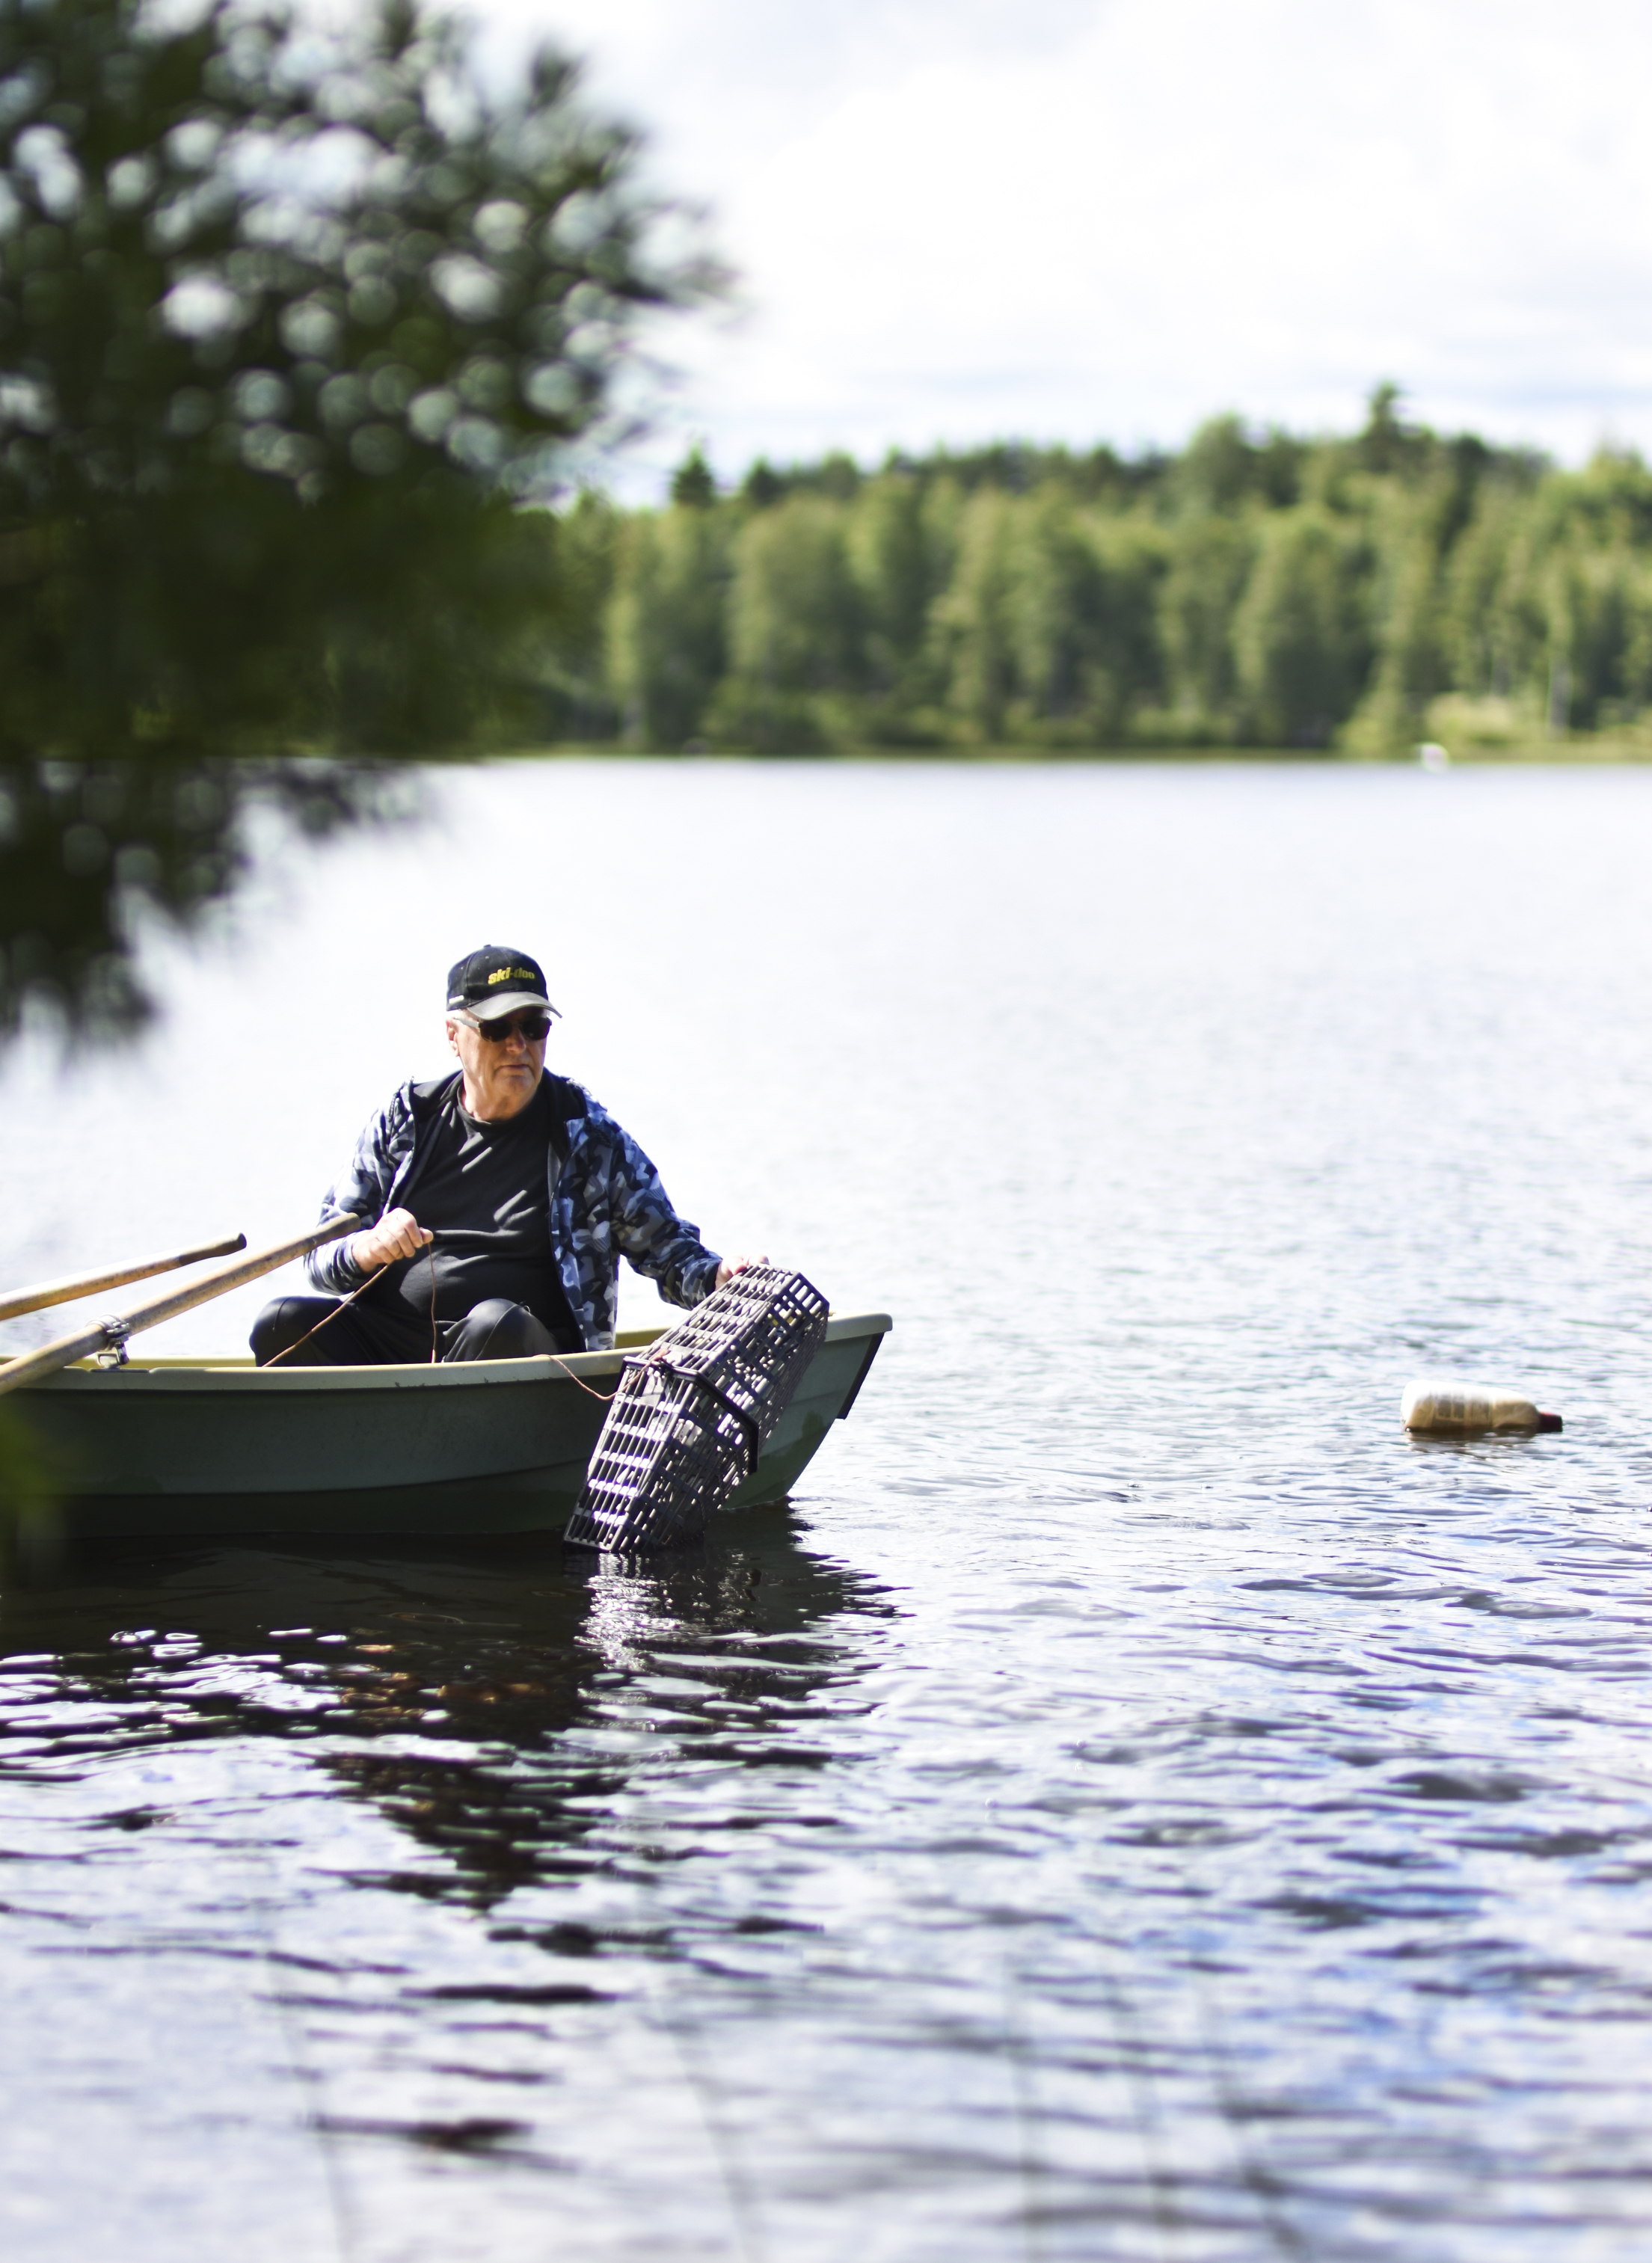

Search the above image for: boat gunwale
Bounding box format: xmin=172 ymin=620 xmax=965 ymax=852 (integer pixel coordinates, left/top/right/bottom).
xmin=23 ymin=1310 xmax=893 ymax=1395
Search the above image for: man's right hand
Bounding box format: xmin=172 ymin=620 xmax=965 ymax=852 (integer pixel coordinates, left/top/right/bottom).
xmin=351 ymin=1209 xmax=434 ymax=1271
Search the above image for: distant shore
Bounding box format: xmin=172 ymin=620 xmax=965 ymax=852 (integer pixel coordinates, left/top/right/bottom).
xmin=502 ymin=738 xmax=1652 ymax=767
xmin=528 ymin=393 xmax=1652 ymax=764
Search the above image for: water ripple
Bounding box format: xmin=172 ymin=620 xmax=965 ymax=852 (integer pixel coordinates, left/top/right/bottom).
xmin=9 ymin=764 xmax=1652 ymax=2258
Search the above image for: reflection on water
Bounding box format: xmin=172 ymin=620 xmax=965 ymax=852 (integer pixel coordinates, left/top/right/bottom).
xmin=9 ymin=761 xmax=1652 ymax=2260
xmin=1 ymin=1508 xmax=884 ymax=1889
xmin=0 ymin=1508 xmax=894 ymax=2261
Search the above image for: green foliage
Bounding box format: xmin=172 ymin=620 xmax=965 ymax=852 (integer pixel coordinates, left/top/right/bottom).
xmin=532 ymin=491 xmax=619 ymax=740
xmin=0 ymin=756 xmax=393 ymax=1034
xmin=740 ymin=456 xmax=783 ymax=510
xmin=608 ymin=501 xmax=729 ymax=746
xmin=1233 ymin=509 xmax=1375 ymax=746
xmin=669 ymin=444 xmax=716 ymax=509
xmin=568 ymin=387 xmax=1652 ymax=756
xmin=0 ymin=0 xmax=704 ymax=1033
xmin=1159 ymin=513 xmax=1256 ymax=729
xmin=850 ymin=472 xmax=933 ymax=685
xmin=1170 ymin=414 xmax=1303 ymax=518
xmin=710 ymin=494 xmax=865 ymax=749
xmin=934 ymin=487 xmax=1016 ymax=742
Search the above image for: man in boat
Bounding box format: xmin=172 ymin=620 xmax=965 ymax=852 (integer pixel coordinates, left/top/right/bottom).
xmin=250 ymin=945 xmax=755 ymax=1367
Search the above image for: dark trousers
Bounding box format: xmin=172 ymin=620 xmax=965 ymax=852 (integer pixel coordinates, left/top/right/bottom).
xmin=251 ymin=1294 xmax=571 ymax=1369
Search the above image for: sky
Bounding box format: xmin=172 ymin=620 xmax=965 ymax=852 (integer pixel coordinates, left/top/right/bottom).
xmin=470 ymin=0 xmax=1652 ymax=496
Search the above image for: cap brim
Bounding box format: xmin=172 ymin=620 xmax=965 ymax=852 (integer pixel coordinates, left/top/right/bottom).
xmin=461 ymin=992 xmax=559 ymax=1022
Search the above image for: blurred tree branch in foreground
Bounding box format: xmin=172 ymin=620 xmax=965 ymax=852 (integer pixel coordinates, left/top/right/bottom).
xmin=0 ymin=0 xmax=708 ymax=1037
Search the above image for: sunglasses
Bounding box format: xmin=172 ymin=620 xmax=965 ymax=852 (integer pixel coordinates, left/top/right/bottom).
xmin=463 ymin=1011 xmax=553 ymax=1043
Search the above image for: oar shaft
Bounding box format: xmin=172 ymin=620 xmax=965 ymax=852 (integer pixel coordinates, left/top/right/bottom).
xmin=0 ymin=1215 xmax=360 ymax=1398
xmin=0 ymin=1234 xmax=248 ymax=1324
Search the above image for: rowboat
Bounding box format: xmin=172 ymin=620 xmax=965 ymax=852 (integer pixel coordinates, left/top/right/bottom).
xmin=14 ymin=1311 xmax=891 ymax=1542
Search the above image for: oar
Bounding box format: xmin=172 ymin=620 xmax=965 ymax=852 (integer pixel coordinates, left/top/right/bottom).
xmin=0 ymin=1233 xmax=248 ymax=1325
xmin=0 ymin=1215 xmax=361 ymax=1398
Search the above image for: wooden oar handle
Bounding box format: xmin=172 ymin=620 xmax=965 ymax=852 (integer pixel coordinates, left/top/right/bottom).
xmin=0 ymin=1232 xmax=248 ymax=1324
xmin=0 ymin=1215 xmax=360 ymax=1398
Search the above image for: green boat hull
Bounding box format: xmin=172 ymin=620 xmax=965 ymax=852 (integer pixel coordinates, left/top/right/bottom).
xmin=17 ymin=1312 xmax=890 ymax=1542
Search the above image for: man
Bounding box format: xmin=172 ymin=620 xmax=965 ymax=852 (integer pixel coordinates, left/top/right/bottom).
xmin=251 ymin=945 xmax=754 ymax=1367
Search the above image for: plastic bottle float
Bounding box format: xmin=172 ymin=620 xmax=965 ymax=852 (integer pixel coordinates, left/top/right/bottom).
xmin=1401 ymin=1381 xmax=1563 ymax=1437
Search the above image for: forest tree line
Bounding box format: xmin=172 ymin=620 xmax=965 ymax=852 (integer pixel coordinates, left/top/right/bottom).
xmin=529 ymin=388 xmax=1652 ymax=754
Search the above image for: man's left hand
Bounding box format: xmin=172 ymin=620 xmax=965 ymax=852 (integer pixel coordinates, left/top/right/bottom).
xmin=716 ymin=1253 xmax=767 ymax=1289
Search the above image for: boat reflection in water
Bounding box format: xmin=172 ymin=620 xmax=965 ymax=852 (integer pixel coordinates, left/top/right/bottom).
xmin=0 ymin=1503 xmax=897 ymax=2251
xmin=2 ymin=1500 xmax=894 ymax=1910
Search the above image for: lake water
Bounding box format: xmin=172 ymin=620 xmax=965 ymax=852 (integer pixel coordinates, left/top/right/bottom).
xmin=4 ymin=758 xmax=1652 ymax=2262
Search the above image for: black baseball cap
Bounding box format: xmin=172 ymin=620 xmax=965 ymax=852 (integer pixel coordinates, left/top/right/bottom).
xmin=445 ymin=945 xmax=559 ymax=1025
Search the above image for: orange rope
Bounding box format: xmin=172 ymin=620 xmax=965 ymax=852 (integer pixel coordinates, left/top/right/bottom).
xmin=261 ymin=1264 xmax=384 ymax=1368
xmin=262 ymin=1229 xmax=618 ymax=1395
xmin=543 ymin=1351 xmax=618 ymax=1401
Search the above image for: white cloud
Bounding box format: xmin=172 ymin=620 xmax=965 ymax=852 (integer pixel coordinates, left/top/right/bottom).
xmin=476 ymin=0 xmax=1652 ymax=491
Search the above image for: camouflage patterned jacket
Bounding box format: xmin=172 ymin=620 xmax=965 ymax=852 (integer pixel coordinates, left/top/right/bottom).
xmin=304 ymin=1071 xmax=721 ymax=1350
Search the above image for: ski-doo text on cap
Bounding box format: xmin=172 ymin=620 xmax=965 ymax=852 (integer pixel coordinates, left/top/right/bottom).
xmin=446 ymin=946 xmax=559 ymax=1025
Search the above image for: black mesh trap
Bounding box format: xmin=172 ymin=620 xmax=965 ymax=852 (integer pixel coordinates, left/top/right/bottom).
xmin=564 ymin=1265 xmax=829 ymax=1552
